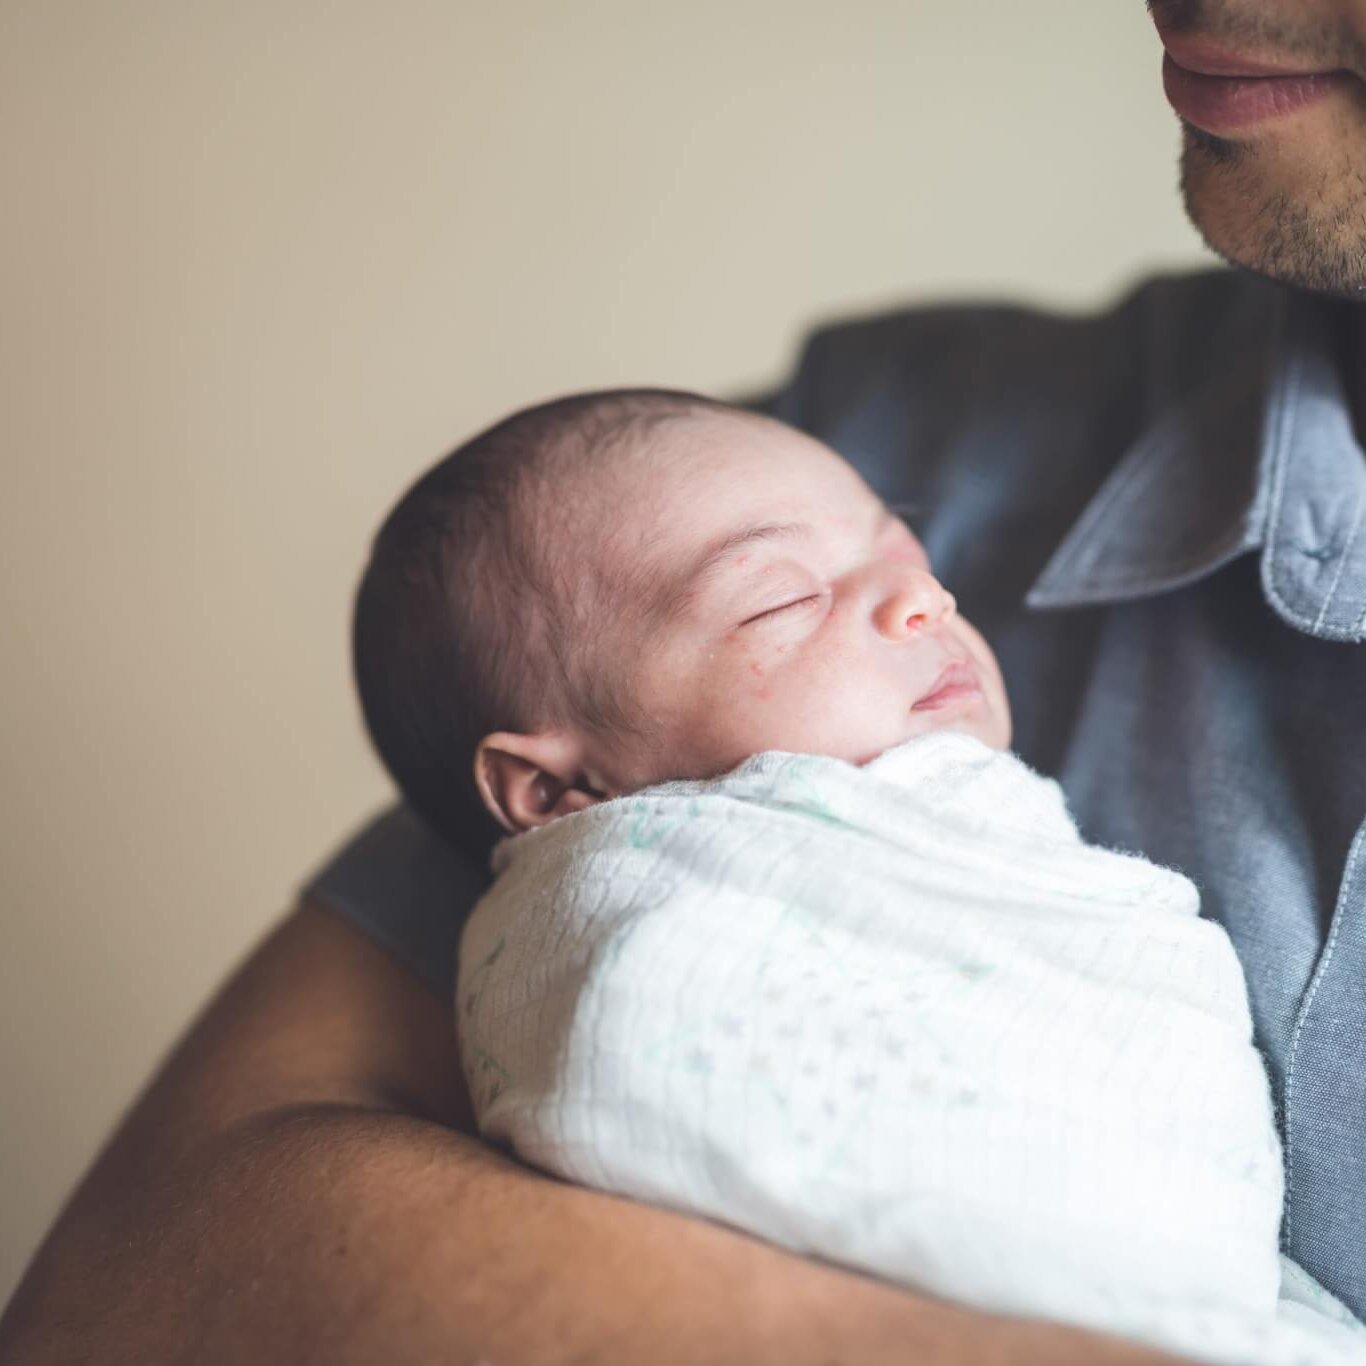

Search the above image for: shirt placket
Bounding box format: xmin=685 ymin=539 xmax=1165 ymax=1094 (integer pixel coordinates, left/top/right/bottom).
xmin=1281 ymin=816 xmax=1366 ymax=1307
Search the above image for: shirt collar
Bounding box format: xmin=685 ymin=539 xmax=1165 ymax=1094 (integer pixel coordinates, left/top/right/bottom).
xmin=1026 ymin=285 xmax=1366 ymax=643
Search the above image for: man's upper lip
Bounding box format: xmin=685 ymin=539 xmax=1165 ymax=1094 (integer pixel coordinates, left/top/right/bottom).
xmin=1158 ymin=33 xmax=1339 ymax=79
xmin=913 ymin=660 xmax=977 ymax=708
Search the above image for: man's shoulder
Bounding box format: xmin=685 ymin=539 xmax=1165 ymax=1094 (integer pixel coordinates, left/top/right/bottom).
xmin=768 ymin=267 xmax=1276 ymax=433
xmin=762 ymin=267 xmax=1283 ymax=516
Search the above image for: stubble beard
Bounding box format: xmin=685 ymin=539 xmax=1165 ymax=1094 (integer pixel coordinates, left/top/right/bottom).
xmin=1179 ymin=124 xmax=1366 ymax=297
xmin=1156 ymin=0 xmax=1366 ymax=297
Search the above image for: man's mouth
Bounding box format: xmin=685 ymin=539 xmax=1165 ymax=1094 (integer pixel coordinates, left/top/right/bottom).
xmin=1157 ymin=33 xmax=1354 ymax=135
xmin=912 ymin=661 xmax=981 ymax=711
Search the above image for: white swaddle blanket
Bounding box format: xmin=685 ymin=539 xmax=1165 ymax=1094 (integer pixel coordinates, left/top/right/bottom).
xmin=458 ymin=732 xmax=1366 ymax=1364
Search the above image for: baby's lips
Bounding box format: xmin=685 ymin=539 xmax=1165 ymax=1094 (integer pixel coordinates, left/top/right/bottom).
xmin=911 ymin=659 xmax=980 ymax=711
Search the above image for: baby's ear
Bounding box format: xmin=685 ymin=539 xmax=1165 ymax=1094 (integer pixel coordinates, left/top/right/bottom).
xmin=474 ymin=730 xmax=611 ymax=835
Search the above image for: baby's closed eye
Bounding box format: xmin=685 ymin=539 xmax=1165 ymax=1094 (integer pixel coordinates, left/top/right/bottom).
xmin=742 ymin=594 xmax=825 ymax=627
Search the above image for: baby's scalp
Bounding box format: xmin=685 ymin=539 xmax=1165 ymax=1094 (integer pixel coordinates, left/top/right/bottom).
xmin=352 ymin=388 xmax=742 ymax=864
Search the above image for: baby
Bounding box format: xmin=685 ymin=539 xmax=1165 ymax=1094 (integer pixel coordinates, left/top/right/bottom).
xmin=354 ymin=389 xmax=1366 ymax=1365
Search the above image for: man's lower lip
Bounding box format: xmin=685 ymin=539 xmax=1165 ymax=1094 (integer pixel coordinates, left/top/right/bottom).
xmin=911 ymin=682 xmax=982 ymax=712
xmin=1162 ymin=54 xmax=1350 ymax=134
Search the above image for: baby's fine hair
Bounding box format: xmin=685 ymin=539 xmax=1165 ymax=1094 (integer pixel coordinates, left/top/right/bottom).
xmin=353 ymin=387 xmax=732 ymax=867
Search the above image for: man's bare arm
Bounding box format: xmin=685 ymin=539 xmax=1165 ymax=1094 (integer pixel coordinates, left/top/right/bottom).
xmin=0 ymin=901 xmax=1187 ymax=1365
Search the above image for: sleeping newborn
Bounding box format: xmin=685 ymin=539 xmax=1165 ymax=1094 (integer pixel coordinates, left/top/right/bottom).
xmin=353 ymin=389 xmax=1366 ymax=1365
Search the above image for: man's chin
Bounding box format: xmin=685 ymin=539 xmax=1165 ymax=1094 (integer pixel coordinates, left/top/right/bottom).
xmin=1180 ymin=125 xmax=1366 ymax=299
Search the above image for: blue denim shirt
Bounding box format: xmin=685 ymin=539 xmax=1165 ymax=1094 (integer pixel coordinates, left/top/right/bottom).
xmin=308 ymin=269 xmax=1366 ymax=1314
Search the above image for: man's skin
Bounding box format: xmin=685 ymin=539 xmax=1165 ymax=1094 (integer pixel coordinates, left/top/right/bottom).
xmin=0 ymin=905 xmax=1188 ymax=1365
xmin=4 ymin=2 xmax=1365 ymax=1361
xmin=1151 ymin=0 xmax=1366 ymax=298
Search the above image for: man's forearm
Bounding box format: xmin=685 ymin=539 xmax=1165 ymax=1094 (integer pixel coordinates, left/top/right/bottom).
xmin=0 ymin=906 xmax=1188 ymax=1365
xmin=2 ymin=1104 xmax=1186 ymax=1366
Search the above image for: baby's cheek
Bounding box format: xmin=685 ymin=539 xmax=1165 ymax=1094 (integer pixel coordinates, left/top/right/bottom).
xmin=701 ymin=637 xmax=832 ymax=757
xmin=745 ymin=659 xmax=778 ymax=701
xmin=671 ymin=660 xmax=778 ymax=766
xmin=720 ymin=635 xmax=778 ymax=702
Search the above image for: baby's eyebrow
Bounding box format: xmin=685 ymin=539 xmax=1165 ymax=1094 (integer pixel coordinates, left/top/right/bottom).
xmin=652 ymin=520 xmax=812 ymax=621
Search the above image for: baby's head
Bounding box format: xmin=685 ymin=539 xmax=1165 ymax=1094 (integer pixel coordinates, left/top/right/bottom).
xmin=354 ymin=390 xmax=1011 ymax=862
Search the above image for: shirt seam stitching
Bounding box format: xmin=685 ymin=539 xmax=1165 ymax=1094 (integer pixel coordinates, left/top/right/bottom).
xmin=1282 ymin=817 xmax=1366 ymax=1251
xmin=1029 ymin=524 xmax=1258 ymax=602
xmin=1311 ymin=490 xmax=1365 ymax=633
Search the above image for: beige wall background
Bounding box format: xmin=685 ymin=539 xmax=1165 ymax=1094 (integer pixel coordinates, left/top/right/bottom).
xmin=0 ymin=0 xmax=1208 ymax=1302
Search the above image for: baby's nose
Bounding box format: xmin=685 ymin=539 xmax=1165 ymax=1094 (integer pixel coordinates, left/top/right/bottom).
xmin=875 ymin=569 xmax=956 ymax=639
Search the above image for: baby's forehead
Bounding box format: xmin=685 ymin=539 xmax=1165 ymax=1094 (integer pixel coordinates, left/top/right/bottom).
xmin=533 ymin=406 xmax=870 ymax=594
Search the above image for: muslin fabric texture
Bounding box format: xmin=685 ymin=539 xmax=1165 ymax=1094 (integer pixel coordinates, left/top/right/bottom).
xmin=458 ymin=732 xmax=1366 ymax=1363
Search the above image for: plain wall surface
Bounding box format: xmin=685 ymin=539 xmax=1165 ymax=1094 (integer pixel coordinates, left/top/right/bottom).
xmin=0 ymin=1 xmax=1208 ymax=1302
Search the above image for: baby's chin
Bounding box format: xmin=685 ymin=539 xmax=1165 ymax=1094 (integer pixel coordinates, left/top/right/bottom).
xmin=627 ymin=703 xmax=1011 ymax=794
xmin=914 ymin=720 xmax=1010 ymax=754
xmin=901 ymin=698 xmax=1011 ymax=754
